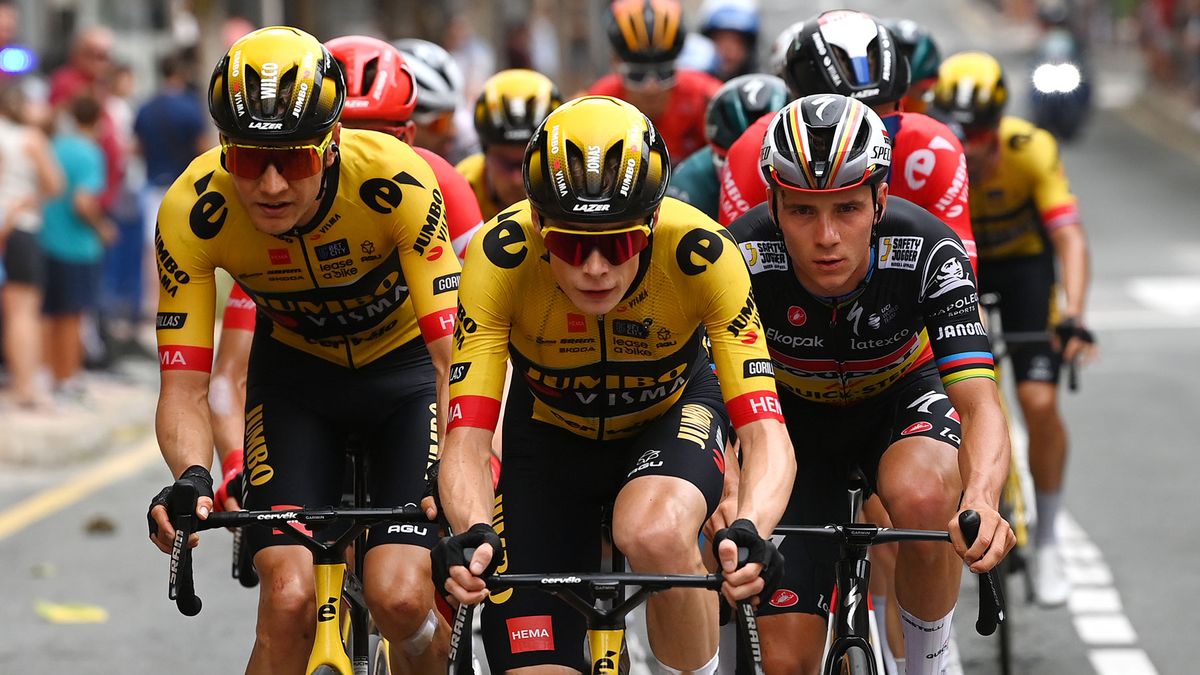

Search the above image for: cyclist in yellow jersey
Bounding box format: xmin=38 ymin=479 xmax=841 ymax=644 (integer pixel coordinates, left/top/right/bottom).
xmin=456 ymin=69 xmax=563 ymax=223
xmin=934 ymin=51 xmax=1097 ymax=607
xmin=144 ymin=27 xmax=459 ymax=674
xmin=431 ymin=96 xmax=796 ymax=674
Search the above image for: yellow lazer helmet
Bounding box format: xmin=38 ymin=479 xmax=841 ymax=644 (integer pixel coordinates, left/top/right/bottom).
xmin=932 ymin=51 xmax=1008 ymax=131
xmin=474 ymin=69 xmax=563 ymax=148
xmin=606 ymin=0 xmax=686 ymax=64
xmin=524 ymin=96 xmax=671 ymax=225
xmin=209 ymin=26 xmax=346 ymax=142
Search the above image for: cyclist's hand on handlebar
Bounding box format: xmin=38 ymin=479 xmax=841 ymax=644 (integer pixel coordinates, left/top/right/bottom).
xmin=431 ymin=523 xmax=502 ymax=606
xmin=1054 ymin=317 xmax=1098 ymax=365
xmin=949 ymin=504 xmax=1014 ymax=573
xmin=147 ymin=465 xmax=214 ymax=554
xmin=712 ymin=518 xmax=785 ymax=605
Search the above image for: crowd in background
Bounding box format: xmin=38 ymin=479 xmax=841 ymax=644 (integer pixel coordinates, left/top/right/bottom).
xmin=0 ymin=0 xmax=1192 ymax=415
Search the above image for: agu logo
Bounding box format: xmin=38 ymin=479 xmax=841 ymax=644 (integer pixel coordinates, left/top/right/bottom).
xmin=769 ymin=589 xmax=799 ymax=608
xmin=787 ymin=306 xmax=807 ymax=327
xmin=507 ymin=615 xmax=554 ymax=653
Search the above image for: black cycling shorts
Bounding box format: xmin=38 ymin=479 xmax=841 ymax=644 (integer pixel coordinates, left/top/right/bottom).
xmin=479 ymin=366 xmax=729 ymax=672
xmin=760 ymin=371 xmax=962 ymax=618
xmin=241 ymin=330 xmax=439 ymax=554
xmin=979 ymin=254 xmax=1062 ymax=384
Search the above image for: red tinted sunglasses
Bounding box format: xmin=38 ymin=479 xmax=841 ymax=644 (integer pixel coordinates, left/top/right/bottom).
xmin=221 ymin=132 xmax=334 ymax=181
xmin=541 ymin=222 xmax=652 ymax=266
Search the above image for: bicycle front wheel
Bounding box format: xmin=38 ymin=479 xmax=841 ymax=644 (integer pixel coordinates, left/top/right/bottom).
xmin=836 ymin=645 xmax=874 ymax=675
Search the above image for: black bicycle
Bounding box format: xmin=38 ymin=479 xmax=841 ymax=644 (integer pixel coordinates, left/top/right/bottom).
xmin=164 ymin=480 xmax=429 ymax=675
xmin=444 ymin=506 xmax=766 ymax=674
xmin=773 ymin=475 xmax=1006 ymax=675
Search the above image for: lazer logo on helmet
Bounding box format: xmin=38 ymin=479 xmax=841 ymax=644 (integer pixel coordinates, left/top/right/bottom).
xmin=247 ymin=121 xmax=283 ymax=130
xmin=572 ymin=203 xmax=610 ymax=213
xmin=259 ymin=62 xmax=279 ymax=99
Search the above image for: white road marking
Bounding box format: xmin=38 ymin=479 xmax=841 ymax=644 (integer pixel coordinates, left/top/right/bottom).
xmin=1058 ymin=512 xmax=1161 ymax=673
xmin=1127 ymin=276 xmax=1200 ymax=316
xmin=1089 ymin=648 xmax=1160 ymax=675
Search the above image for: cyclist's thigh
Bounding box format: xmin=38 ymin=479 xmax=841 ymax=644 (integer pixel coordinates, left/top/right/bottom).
xmin=479 ymin=412 xmax=610 ymax=673
xmin=758 ymin=612 xmax=827 ymax=675
xmin=616 ymin=372 xmax=730 ymax=520
xmin=875 ymin=373 xmax=963 ymax=510
xmin=359 ymin=345 xmax=440 ymax=550
xmin=986 ymin=255 xmax=1061 ymax=384
xmin=243 ymin=338 xmax=348 ymax=554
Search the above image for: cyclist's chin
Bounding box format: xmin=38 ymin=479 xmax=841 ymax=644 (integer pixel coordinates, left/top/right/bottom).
xmin=564 ymin=286 xmax=622 ymax=315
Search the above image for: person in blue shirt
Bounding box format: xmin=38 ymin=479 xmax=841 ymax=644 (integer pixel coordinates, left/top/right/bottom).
xmin=40 ymin=93 xmax=113 ymax=395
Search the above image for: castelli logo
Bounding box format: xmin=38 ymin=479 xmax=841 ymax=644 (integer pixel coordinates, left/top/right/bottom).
xmin=901 ymin=421 xmax=933 ymax=436
xmin=770 ymin=589 xmax=799 ymax=608
xmin=787 ymin=306 xmax=807 ymax=327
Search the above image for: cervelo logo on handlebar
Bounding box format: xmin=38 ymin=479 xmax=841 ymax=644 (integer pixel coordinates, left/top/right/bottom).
xmin=540 ymin=576 xmax=583 ymax=584
xmin=255 ymin=511 xmax=300 ymax=521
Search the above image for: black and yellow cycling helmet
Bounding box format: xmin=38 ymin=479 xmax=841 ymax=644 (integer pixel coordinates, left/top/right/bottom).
xmin=606 ymin=0 xmax=686 ymax=64
xmin=209 ymin=26 xmax=346 ymax=142
xmin=932 ymin=51 xmax=1008 ymax=131
xmin=524 ymin=96 xmax=671 ymax=225
xmin=474 ymin=69 xmax=563 ymax=148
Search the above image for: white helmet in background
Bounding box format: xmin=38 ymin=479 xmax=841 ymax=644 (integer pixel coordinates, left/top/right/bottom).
xmin=393 ymin=38 xmax=464 ymax=118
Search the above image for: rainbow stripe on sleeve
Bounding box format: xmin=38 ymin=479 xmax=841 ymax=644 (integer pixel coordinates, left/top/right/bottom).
xmin=936 ymin=350 xmax=996 ymax=386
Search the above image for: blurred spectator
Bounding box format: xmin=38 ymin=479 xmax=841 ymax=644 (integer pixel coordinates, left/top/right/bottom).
xmin=133 ymin=52 xmax=206 ymax=318
xmin=697 ymin=0 xmax=761 ymax=81
xmin=49 ymin=27 xmax=127 ymax=214
xmin=0 ymin=83 xmax=62 ymax=408
xmin=443 ymin=13 xmax=495 ymax=108
xmin=40 ymin=94 xmax=113 ymax=398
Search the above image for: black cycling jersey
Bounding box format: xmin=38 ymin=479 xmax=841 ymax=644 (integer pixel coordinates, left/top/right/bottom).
xmin=727 ymin=197 xmax=995 ymax=406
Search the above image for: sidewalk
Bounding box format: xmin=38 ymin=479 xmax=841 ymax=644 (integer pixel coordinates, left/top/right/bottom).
xmin=0 ymin=360 xmax=159 ymax=467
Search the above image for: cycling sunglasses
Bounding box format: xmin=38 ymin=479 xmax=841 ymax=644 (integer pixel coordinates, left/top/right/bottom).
xmin=222 ymin=132 xmax=335 ymax=181
xmin=618 ymin=62 xmax=677 ymax=89
xmin=414 ymin=111 xmax=456 ymax=136
xmin=541 ymin=221 xmax=652 ymax=266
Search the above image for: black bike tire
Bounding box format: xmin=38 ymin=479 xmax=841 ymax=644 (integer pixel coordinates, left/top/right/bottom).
xmin=836 ymin=645 xmax=874 ymax=675
xmin=369 ymin=632 xmax=390 ymax=675
xmin=995 ymin=553 xmax=1014 ymax=675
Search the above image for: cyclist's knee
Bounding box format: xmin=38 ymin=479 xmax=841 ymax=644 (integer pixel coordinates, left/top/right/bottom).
xmin=254 ymin=547 xmax=317 ymax=641
xmin=881 ymin=464 xmax=958 ymax=530
xmin=365 ymin=573 xmax=433 ymax=635
xmin=1017 ymin=381 xmax=1059 ymax=419
xmin=613 ymin=507 xmax=701 ymax=569
xmin=760 ymin=613 xmax=824 ymax=675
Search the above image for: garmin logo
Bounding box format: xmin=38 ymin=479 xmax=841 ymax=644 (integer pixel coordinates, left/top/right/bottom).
xmin=618 ymin=159 xmax=636 ymax=197
xmin=291 ymin=81 xmax=309 ymax=117
xmin=260 ymin=62 xmax=279 ymax=99
xmin=572 ymin=203 xmax=610 ymax=213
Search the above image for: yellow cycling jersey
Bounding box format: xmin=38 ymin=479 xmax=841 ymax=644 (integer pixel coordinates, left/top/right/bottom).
xmin=969 ymin=116 xmax=1080 ymax=259
xmin=448 ymin=198 xmax=784 ymax=440
xmin=455 ymin=152 xmax=505 ymax=223
xmin=155 ymin=128 xmax=461 ymax=371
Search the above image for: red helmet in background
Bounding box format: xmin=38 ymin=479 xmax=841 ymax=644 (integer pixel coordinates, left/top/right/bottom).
xmin=325 ymin=35 xmax=419 ymax=142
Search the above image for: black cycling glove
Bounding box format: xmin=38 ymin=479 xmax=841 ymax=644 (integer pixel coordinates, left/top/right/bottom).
xmin=1055 ymin=317 xmax=1096 ymax=347
xmin=430 ymin=523 xmax=503 ymax=598
xmin=712 ymin=518 xmax=786 ymax=601
xmin=147 ymin=465 xmax=214 ymax=538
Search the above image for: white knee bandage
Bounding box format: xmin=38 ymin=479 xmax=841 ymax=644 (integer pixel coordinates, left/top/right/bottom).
xmin=400 ymin=608 xmax=438 ymax=656
xmin=655 ymin=649 xmax=719 ymax=675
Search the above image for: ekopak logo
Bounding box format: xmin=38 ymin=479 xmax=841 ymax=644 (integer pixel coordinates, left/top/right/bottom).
xmin=787 ymin=306 xmax=807 ymax=327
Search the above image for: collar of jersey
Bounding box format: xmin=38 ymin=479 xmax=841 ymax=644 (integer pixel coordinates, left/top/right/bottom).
xmin=285 ymin=148 xmax=342 ymax=237
xmin=810 ymin=244 xmax=876 ymax=308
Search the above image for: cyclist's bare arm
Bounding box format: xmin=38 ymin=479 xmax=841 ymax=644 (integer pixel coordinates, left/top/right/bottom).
xmin=427 ymin=335 xmax=452 ymax=441
xmin=439 ymin=425 xmax=497 ymax=604
xmin=150 ymin=369 xmax=216 ymax=552
xmin=718 ymin=418 xmax=795 ymax=600
xmin=946 ymin=376 xmax=1013 ymax=572
xmin=210 ymin=324 xmax=251 ymax=465
xmin=1048 ymin=222 xmax=1096 ymax=362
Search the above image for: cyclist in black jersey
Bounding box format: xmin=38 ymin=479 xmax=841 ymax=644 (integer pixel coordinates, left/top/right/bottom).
xmin=727 ymin=94 xmax=1014 ymax=675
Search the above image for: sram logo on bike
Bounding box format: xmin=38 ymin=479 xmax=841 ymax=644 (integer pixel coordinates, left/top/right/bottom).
xmin=507 ymin=615 xmax=555 ymax=653
xmin=769 ymin=589 xmax=799 ymax=608
xmin=901 ymin=421 xmax=933 ymax=435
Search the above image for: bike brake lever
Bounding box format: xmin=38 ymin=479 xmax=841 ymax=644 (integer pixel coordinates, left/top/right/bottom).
xmin=167 ymin=482 xmax=203 ymax=616
xmin=958 ymin=510 xmax=1005 ymax=636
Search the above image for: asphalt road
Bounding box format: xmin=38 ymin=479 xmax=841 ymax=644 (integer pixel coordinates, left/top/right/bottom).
xmin=2 ymin=2 xmax=1197 ymax=673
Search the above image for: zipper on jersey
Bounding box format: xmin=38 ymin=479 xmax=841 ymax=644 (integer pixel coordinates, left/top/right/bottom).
xmin=597 ymin=314 xmax=607 ymax=441
xmin=829 ymin=303 xmax=849 ymax=403
xmin=293 ymin=232 xmax=355 ymax=368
